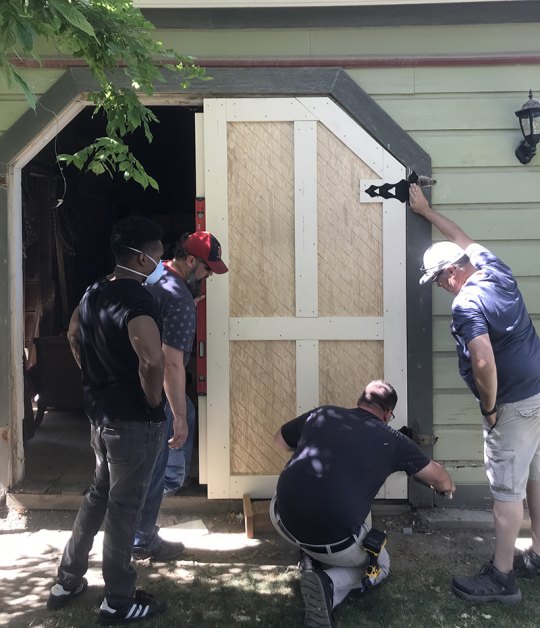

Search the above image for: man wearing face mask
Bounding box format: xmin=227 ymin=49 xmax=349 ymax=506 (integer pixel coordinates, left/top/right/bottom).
xmin=47 ymin=217 xmax=167 ymax=623
xmin=133 ymin=231 xmax=228 ymax=561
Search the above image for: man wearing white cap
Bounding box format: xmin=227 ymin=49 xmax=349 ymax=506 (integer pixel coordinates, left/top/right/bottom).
xmin=410 ymin=183 xmax=540 ymax=605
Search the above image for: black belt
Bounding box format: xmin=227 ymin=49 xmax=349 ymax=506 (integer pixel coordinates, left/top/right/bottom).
xmin=91 ymin=417 xmax=166 ymax=427
xmin=299 ymin=536 xmax=357 ymax=554
xmin=274 ymin=503 xmax=358 ymax=555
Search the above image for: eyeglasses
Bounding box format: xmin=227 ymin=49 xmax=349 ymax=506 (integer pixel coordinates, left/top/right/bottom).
xmin=432 ymin=268 xmax=447 ymax=285
xmin=195 ymin=257 xmax=212 ymax=273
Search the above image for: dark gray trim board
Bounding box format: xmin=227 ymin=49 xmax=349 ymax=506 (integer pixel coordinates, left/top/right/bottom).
xmin=434 ymin=485 xmax=492 ymax=510
xmin=0 ymin=66 xmax=433 ymax=504
xmin=0 ymin=187 xmax=9 ymax=427
xmin=141 ymin=2 xmax=540 ymax=30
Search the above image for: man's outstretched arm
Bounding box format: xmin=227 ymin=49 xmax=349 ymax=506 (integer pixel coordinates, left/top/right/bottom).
xmin=408 ymin=184 xmax=475 ymax=250
xmin=414 ymin=460 xmax=455 ymax=495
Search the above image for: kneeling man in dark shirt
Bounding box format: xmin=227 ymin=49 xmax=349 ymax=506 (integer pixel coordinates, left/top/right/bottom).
xmin=271 ymin=380 xmax=454 ymax=628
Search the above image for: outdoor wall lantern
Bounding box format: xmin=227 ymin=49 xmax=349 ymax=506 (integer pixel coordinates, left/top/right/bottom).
xmin=515 ymin=90 xmax=540 ymax=164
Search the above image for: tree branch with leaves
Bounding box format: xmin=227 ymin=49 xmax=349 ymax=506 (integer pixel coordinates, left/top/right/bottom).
xmin=0 ymin=0 xmax=207 ymax=189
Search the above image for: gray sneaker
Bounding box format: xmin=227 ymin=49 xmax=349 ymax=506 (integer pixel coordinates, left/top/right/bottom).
xmin=513 ymin=548 xmax=540 ymax=577
xmin=452 ymin=562 xmax=521 ymax=606
xmin=132 ymin=539 xmax=185 ymax=562
xmin=300 ymin=568 xmax=335 ymax=628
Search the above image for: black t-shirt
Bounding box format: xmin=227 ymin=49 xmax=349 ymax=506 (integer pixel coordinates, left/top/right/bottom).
xmin=78 ymin=277 xmax=165 ymax=423
xmin=276 ymin=405 xmax=430 ymax=544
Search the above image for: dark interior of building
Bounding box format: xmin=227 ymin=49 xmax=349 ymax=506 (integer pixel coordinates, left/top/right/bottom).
xmin=20 ymin=105 xmax=199 ymax=493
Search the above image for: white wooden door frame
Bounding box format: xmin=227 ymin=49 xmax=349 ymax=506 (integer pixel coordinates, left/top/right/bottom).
xmin=202 ymin=97 xmax=407 ymax=499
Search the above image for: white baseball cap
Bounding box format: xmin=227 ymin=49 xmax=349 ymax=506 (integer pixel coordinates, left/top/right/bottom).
xmin=419 ymin=241 xmax=466 ymax=285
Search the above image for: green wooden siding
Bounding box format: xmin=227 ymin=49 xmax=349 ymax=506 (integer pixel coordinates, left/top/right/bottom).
xmin=0 ymin=69 xmax=63 ymax=135
xmin=154 ymin=23 xmax=540 ymax=58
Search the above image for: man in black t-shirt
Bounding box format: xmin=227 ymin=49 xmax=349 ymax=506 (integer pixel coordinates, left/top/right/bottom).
xmin=271 ymin=380 xmax=454 ymax=628
xmin=47 ymin=217 xmax=168 ymax=625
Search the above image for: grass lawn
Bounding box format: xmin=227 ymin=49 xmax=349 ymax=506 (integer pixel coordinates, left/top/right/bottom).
xmin=2 ymin=507 xmax=538 ymax=627
xmin=37 ymin=562 xmax=540 ymax=628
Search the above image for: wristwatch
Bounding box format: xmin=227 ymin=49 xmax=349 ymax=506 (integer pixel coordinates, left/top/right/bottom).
xmin=480 ymin=403 xmax=497 ymax=417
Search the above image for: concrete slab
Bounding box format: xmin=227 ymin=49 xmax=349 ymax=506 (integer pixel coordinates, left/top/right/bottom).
xmin=416 ymin=508 xmax=531 ymax=531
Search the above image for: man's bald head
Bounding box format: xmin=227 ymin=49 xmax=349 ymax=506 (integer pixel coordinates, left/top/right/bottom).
xmin=357 ymin=380 xmax=397 ymax=413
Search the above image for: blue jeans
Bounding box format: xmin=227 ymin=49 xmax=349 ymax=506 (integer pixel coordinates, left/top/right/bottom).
xmin=133 ymin=396 xmax=196 ymax=551
xmin=57 ymin=420 xmax=165 ymax=608
xmin=164 ymin=396 xmax=196 ymax=493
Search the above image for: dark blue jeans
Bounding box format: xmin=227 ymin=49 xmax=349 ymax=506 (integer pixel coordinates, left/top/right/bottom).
xmin=133 ymin=396 xmax=196 ymax=551
xmin=56 ymin=420 xmax=165 ymax=608
xmin=164 ymin=396 xmax=196 ymax=492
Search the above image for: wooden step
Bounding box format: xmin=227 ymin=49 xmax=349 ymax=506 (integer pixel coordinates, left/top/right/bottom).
xmin=242 ymin=494 xmax=273 ymax=539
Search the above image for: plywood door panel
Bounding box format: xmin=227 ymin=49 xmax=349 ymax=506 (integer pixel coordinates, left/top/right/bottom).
xmin=228 ymin=122 xmax=295 ymax=318
xmin=317 ymin=123 xmax=382 ymax=318
xmin=204 ymin=97 xmax=407 ymax=499
xmin=319 ymin=340 xmax=384 ymax=409
xmin=230 ymin=340 xmax=295 ymax=475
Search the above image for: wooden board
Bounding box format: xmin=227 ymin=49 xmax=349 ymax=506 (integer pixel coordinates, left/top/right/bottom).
xmin=434 ymin=354 xmax=469 ymax=390
xmin=433 ymin=392 xmax=480 ymax=426
xmin=379 ymin=95 xmax=524 ymax=131
xmin=230 ymin=341 xmax=295 ymax=475
xmin=243 ymin=494 xmax=273 ymax=539
xmin=434 ymin=427 xmax=484 ymax=461
xmin=430 ymin=172 xmax=540 ymax=205
xmin=319 ymin=340 xmax=383 ymax=409
xmin=228 ymin=121 xmax=295 ymax=318
xmin=432 ymin=210 xmax=540 ymax=242
xmin=411 ymin=131 xmax=522 ymax=169
xmin=414 ymin=63 xmax=540 ymax=94
xmin=204 ymin=97 xmax=406 ymax=498
xmin=317 ymin=123 xmax=382 ymax=317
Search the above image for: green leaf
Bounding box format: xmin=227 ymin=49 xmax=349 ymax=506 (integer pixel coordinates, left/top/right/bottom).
xmin=147 ymin=175 xmax=159 ymax=191
xmin=0 ymin=0 xmax=205 ymax=189
xmin=57 ymin=154 xmax=73 ymax=165
xmin=14 ymin=21 xmax=34 ymax=52
xmin=47 ymin=0 xmax=96 ymax=39
xmin=90 ymin=162 xmax=105 ymax=175
xmin=13 ymin=72 xmax=37 ymax=109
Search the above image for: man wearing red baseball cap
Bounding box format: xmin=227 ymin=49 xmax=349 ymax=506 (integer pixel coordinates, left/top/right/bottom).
xmin=133 ymin=231 xmax=228 ymax=561
xmin=182 ymin=231 xmax=229 ymax=276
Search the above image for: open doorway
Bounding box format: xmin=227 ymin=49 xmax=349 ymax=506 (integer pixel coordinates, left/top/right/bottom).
xmin=20 ymin=105 xmax=199 ymax=495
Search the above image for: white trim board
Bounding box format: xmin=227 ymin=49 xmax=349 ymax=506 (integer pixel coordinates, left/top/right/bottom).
xmin=229 ymin=317 xmax=383 ymax=340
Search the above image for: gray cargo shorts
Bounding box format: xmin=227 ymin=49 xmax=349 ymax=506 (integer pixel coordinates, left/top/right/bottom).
xmin=483 ymin=391 xmax=540 ymax=501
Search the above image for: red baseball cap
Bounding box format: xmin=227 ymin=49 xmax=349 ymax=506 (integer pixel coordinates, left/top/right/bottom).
xmin=183 ymin=231 xmax=228 ymax=274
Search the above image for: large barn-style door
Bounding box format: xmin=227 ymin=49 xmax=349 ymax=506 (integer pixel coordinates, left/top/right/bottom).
xmin=200 ymin=97 xmax=407 ymax=499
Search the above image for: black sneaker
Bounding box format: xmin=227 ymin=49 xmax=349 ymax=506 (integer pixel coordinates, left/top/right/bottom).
xmin=132 ymin=539 xmax=185 ymax=562
xmin=452 ymin=562 xmax=521 ymax=605
xmin=47 ymin=577 xmax=88 ymax=610
xmin=99 ymin=589 xmax=165 ymax=625
xmin=514 ymin=547 xmax=540 ymax=577
xmin=300 ymin=568 xmax=335 ymax=628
